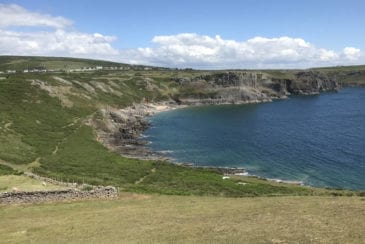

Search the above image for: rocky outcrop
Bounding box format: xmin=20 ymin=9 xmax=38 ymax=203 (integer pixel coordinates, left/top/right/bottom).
xmin=197 ymin=72 xmax=260 ymax=87
xmin=287 ymin=71 xmax=339 ymax=95
xmin=0 ymin=186 xmax=117 ymax=204
xmin=89 ymin=103 xmax=180 ymax=159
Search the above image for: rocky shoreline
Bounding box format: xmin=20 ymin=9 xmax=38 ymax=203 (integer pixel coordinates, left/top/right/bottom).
xmin=89 ymin=102 xmax=186 ymax=160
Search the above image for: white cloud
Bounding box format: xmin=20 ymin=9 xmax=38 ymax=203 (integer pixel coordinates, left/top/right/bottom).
xmin=0 ymin=4 xmax=72 ymax=29
xmin=0 ymin=29 xmax=119 ymax=57
xmin=0 ymin=4 xmax=119 ymax=59
xmin=0 ymin=4 xmax=363 ymax=69
xmin=343 ymin=47 xmax=361 ymax=61
xmin=120 ymin=33 xmax=363 ymax=68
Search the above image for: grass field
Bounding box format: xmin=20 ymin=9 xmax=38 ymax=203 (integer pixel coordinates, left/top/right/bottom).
xmin=0 ymin=194 xmax=364 ymax=243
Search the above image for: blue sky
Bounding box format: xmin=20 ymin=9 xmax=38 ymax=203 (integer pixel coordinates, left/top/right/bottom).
xmin=0 ymin=0 xmax=364 ymax=68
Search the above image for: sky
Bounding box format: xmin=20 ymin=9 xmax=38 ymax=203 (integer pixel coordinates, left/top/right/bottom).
xmin=0 ymin=0 xmax=364 ymax=69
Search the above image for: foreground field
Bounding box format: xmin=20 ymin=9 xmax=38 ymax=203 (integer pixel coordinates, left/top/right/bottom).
xmin=0 ymin=194 xmax=364 ymax=243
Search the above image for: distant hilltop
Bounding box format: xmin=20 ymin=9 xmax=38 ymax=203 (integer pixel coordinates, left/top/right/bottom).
xmin=1 ymin=55 xmax=365 ymax=87
xmin=0 ymin=56 xmax=173 ymax=74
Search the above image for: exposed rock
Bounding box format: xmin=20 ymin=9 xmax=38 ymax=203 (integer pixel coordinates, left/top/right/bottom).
xmin=30 ymin=79 xmax=74 ymax=107
xmin=172 ymin=71 xmax=337 ymax=104
xmin=89 ymin=103 xmax=180 ymax=160
xmin=287 ymin=71 xmax=339 ymax=95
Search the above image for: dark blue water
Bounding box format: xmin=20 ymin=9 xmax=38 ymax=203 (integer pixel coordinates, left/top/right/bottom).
xmin=145 ymin=88 xmax=365 ymax=190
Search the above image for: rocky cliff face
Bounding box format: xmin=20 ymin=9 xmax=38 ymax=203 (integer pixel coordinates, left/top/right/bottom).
xmin=287 ymin=71 xmax=339 ymax=95
xmin=172 ymin=70 xmax=338 ymax=105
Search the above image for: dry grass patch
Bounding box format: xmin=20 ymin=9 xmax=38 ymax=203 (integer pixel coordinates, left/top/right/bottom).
xmin=0 ymin=195 xmax=364 ymax=243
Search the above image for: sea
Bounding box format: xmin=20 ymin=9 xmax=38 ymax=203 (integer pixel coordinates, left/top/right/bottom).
xmin=145 ymin=88 xmax=365 ymax=190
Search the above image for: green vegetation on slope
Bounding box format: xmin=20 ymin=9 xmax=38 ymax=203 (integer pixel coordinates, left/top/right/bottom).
xmin=0 ymin=75 xmax=85 ymax=164
xmin=0 ymin=165 xmax=20 ymax=176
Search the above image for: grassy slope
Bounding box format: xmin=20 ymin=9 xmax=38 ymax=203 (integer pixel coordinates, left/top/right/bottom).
xmin=1 ymin=57 xmax=364 ymax=197
xmin=0 ymin=194 xmax=364 ymax=243
xmin=0 ymin=165 xmax=20 ymax=176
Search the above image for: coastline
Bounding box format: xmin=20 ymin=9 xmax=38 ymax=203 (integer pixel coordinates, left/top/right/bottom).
xmin=90 ymin=98 xmax=310 ymax=186
xmin=91 ymin=97 xmax=277 ymax=161
xmin=90 ymin=87 xmax=365 ymax=188
xmin=90 ymin=101 xmax=186 ymax=161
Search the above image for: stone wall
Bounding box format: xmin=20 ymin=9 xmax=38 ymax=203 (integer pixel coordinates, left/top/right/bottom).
xmin=0 ymin=186 xmax=117 ymax=204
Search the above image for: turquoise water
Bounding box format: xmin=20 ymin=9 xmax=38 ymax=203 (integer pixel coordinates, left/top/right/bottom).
xmin=145 ymin=88 xmax=365 ymax=190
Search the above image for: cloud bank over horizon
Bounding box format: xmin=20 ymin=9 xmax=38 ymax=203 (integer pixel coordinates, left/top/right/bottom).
xmin=0 ymin=4 xmax=364 ymax=69
xmin=122 ymin=34 xmax=363 ymax=69
xmin=0 ymin=4 xmax=119 ymax=59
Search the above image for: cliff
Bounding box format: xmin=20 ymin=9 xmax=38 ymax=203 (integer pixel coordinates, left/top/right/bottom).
xmin=170 ymin=70 xmax=338 ymax=105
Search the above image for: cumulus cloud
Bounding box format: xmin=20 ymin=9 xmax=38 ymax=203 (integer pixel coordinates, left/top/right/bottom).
xmin=342 ymin=47 xmax=361 ymax=61
xmin=0 ymin=29 xmax=119 ymax=57
xmin=0 ymin=4 xmax=72 ymax=29
xmin=0 ymin=4 xmax=119 ymax=59
xmin=0 ymin=4 xmax=363 ymax=69
xmin=120 ymin=33 xmax=363 ymax=69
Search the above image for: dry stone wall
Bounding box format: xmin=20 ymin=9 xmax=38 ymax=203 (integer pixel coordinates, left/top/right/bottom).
xmin=0 ymin=186 xmax=117 ymax=204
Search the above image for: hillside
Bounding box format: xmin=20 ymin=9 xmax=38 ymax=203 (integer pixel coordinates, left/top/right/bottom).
xmin=0 ymin=56 xmax=162 ymax=72
xmin=0 ymin=56 xmax=365 ymax=197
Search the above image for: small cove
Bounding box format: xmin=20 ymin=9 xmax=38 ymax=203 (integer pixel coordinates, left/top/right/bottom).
xmin=145 ymin=88 xmax=365 ymax=190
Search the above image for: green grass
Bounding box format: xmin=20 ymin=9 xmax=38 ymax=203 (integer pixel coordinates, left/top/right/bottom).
xmin=0 ymin=165 xmax=21 ymax=176
xmin=128 ymin=162 xmax=319 ymax=197
xmin=35 ymin=125 xmax=155 ymax=186
xmin=0 ymin=194 xmax=364 ymax=243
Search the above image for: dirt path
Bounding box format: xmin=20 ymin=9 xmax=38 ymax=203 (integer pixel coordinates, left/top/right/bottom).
xmin=135 ymin=168 xmax=156 ymax=184
xmin=4 ymin=122 xmax=13 ymax=131
xmin=0 ymin=159 xmax=24 ymax=171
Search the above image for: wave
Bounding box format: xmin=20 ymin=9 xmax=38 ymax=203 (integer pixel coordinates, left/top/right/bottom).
xmin=158 ymin=150 xmax=174 ymax=154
